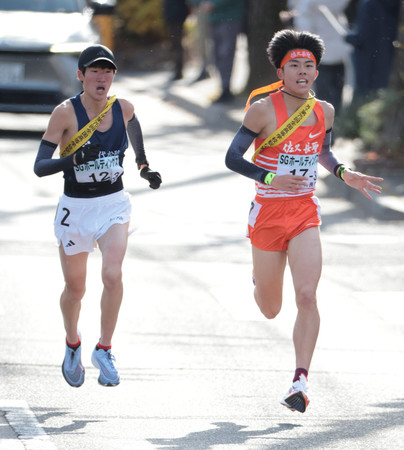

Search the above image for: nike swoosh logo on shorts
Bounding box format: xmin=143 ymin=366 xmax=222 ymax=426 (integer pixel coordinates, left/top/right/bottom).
xmin=309 ymin=132 xmax=321 ymax=138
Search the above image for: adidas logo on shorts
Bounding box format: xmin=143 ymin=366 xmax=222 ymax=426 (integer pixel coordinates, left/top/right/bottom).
xmin=110 ymin=216 xmax=124 ymax=222
xmin=66 ymin=240 xmax=76 ymax=247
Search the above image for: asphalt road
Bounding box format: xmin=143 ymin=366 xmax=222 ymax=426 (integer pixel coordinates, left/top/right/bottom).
xmin=0 ymin=70 xmax=403 ymax=450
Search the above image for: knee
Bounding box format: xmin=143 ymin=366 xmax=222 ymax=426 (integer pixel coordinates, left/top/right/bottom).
xmin=295 ymin=287 xmax=318 ymax=312
xmin=260 ymin=305 xmax=281 ymax=320
xmin=102 ymin=265 xmax=122 ymax=290
xmin=254 ymin=289 xmax=282 ymax=319
xmin=63 ymin=283 xmax=85 ymax=303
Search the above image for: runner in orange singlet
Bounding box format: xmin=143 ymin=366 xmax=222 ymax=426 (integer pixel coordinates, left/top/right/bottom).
xmin=225 ymin=29 xmax=383 ymax=412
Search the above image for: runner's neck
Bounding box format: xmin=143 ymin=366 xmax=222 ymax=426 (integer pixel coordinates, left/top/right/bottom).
xmin=80 ymin=93 xmax=108 ymax=120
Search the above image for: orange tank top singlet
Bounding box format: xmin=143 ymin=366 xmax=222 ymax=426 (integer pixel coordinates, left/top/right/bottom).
xmin=254 ymin=90 xmax=326 ymax=199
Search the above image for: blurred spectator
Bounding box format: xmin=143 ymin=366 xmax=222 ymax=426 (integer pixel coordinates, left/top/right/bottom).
xmin=90 ymin=0 xmax=116 ymax=50
xmin=344 ymin=0 xmax=361 ymax=27
xmin=190 ymin=2 xmax=211 ymax=82
xmin=163 ymin=0 xmax=189 ymax=81
xmin=345 ymin=0 xmax=400 ymax=102
xmin=293 ymin=0 xmax=352 ymax=115
xmin=190 ymin=0 xmax=245 ymax=103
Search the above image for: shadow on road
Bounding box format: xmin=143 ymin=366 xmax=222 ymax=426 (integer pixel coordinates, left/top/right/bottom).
xmin=148 ymin=421 xmax=300 ymax=450
xmin=147 ymin=399 xmax=404 ymax=449
xmin=33 ymin=406 xmax=104 ymax=435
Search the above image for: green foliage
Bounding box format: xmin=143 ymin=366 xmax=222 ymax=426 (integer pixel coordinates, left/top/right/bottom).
xmin=358 ymin=89 xmax=401 ymax=152
xmin=334 ymin=103 xmax=359 ymax=140
xmin=116 ymin=0 xmax=166 ymax=40
xmin=357 ymin=97 xmax=386 ymax=146
xmin=337 ymin=89 xmax=402 ymax=151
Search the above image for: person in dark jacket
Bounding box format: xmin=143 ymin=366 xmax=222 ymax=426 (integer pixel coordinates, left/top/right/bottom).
xmin=163 ymin=0 xmax=189 ymax=80
xmin=345 ymin=0 xmax=400 ymax=102
xmin=189 ymin=0 xmax=244 ymax=103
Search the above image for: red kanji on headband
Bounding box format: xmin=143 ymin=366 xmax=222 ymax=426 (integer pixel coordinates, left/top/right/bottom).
xmin=280 ymin=49 xmax=317 ymax=68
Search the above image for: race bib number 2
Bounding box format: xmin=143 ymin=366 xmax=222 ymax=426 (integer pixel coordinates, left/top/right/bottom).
xmin=278 ymin=153 xmax=318 ymax=188
xmin=74 ymin=156 xmax=123 ymax=184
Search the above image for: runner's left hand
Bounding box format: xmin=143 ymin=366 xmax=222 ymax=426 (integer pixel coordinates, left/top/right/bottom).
xmin=140 ymin=167 xmax=162 ymax=189
xmin=343 ymin=170 xmax=383 ymax=199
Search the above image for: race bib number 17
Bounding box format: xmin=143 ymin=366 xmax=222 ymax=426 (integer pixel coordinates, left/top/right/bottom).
xmin=278 ymin=153 xmax=318 ymax=188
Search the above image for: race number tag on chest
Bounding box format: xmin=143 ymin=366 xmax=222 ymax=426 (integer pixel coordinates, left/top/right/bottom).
xmin=74 ymin=155 xmax=123 ymax=184
xmin=277 ymin=153 xmax=319 ymax=189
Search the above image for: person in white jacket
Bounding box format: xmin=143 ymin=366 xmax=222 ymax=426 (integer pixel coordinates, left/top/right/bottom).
xmin=292 ymin=0 xmax=352 ymax=115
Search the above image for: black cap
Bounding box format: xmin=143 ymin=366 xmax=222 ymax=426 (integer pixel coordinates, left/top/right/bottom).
xmin=78 ymin=44 xmax=117 ymax=71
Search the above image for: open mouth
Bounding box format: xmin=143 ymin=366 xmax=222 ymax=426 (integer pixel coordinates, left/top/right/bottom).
xmin=96 ymin=86 xmax=105 ymax=93
xmin=297 ymin=79 xmax=308 ymax=85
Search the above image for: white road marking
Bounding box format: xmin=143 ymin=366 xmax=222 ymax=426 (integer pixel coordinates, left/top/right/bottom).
xmin=0 ymin=400 xmax=57 ymax=449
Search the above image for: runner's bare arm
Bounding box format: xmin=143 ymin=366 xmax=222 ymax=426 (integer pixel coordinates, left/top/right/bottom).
xmin=33 ymin=102 xmax=78 ymax=177
xmin=319 ymin=100 xmax=335 ymax=131
xmin=118 ymin=98 xmax=135 ymax=124
xmin=243 ymin=97 xmax=277 ymax=138
xmin=43 ymin=101 xmax=76 ymax=147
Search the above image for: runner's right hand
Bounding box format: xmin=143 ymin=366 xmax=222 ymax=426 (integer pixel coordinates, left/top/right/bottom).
xmin=271 ymin=174 xmax=308 ymax=192
xmin=74 ymin=144 xmax=100 ymax=165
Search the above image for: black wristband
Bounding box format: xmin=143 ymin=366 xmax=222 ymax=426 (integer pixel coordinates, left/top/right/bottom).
xmin=334 ymin=164 xmax=343 ymax=177
xmin=334 ymin=164 xmax=348 ymax=181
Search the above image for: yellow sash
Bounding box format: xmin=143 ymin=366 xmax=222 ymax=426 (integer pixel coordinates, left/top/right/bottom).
xmin=245 ymin=82 xmax=316 ymax=162
xmin=251 ymin=96 xmax=316 ymax=162
xmin=59 ymin=95 xmax=117 ymax=158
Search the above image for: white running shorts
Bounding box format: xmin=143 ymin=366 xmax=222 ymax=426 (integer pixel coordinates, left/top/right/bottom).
xmin=54 ymin=190 xmax=132 ymax=255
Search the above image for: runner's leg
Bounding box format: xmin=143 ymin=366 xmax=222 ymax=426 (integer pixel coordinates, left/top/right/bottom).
xmin=97 ymin=222 xmax=129 ymax=347
xmin=59 ymin=247 xmax=88 ymax=344
xmin=252 ymin=246 xmax=287 ymax=318
xmin=288 ymin=227 xmax=322 ymax=370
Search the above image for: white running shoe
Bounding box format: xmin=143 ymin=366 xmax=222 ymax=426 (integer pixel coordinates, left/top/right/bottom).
xmin=91 ymin=346 xmax=120 ymax=386
xmin=62 ymin=342 xmax=85 ymax=387
xmin=280 ymin=374 xmax=310 ymax=413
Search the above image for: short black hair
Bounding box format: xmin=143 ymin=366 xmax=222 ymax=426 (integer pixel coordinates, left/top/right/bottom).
xmin=267 ymin=29 xmax=325 ymax=68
